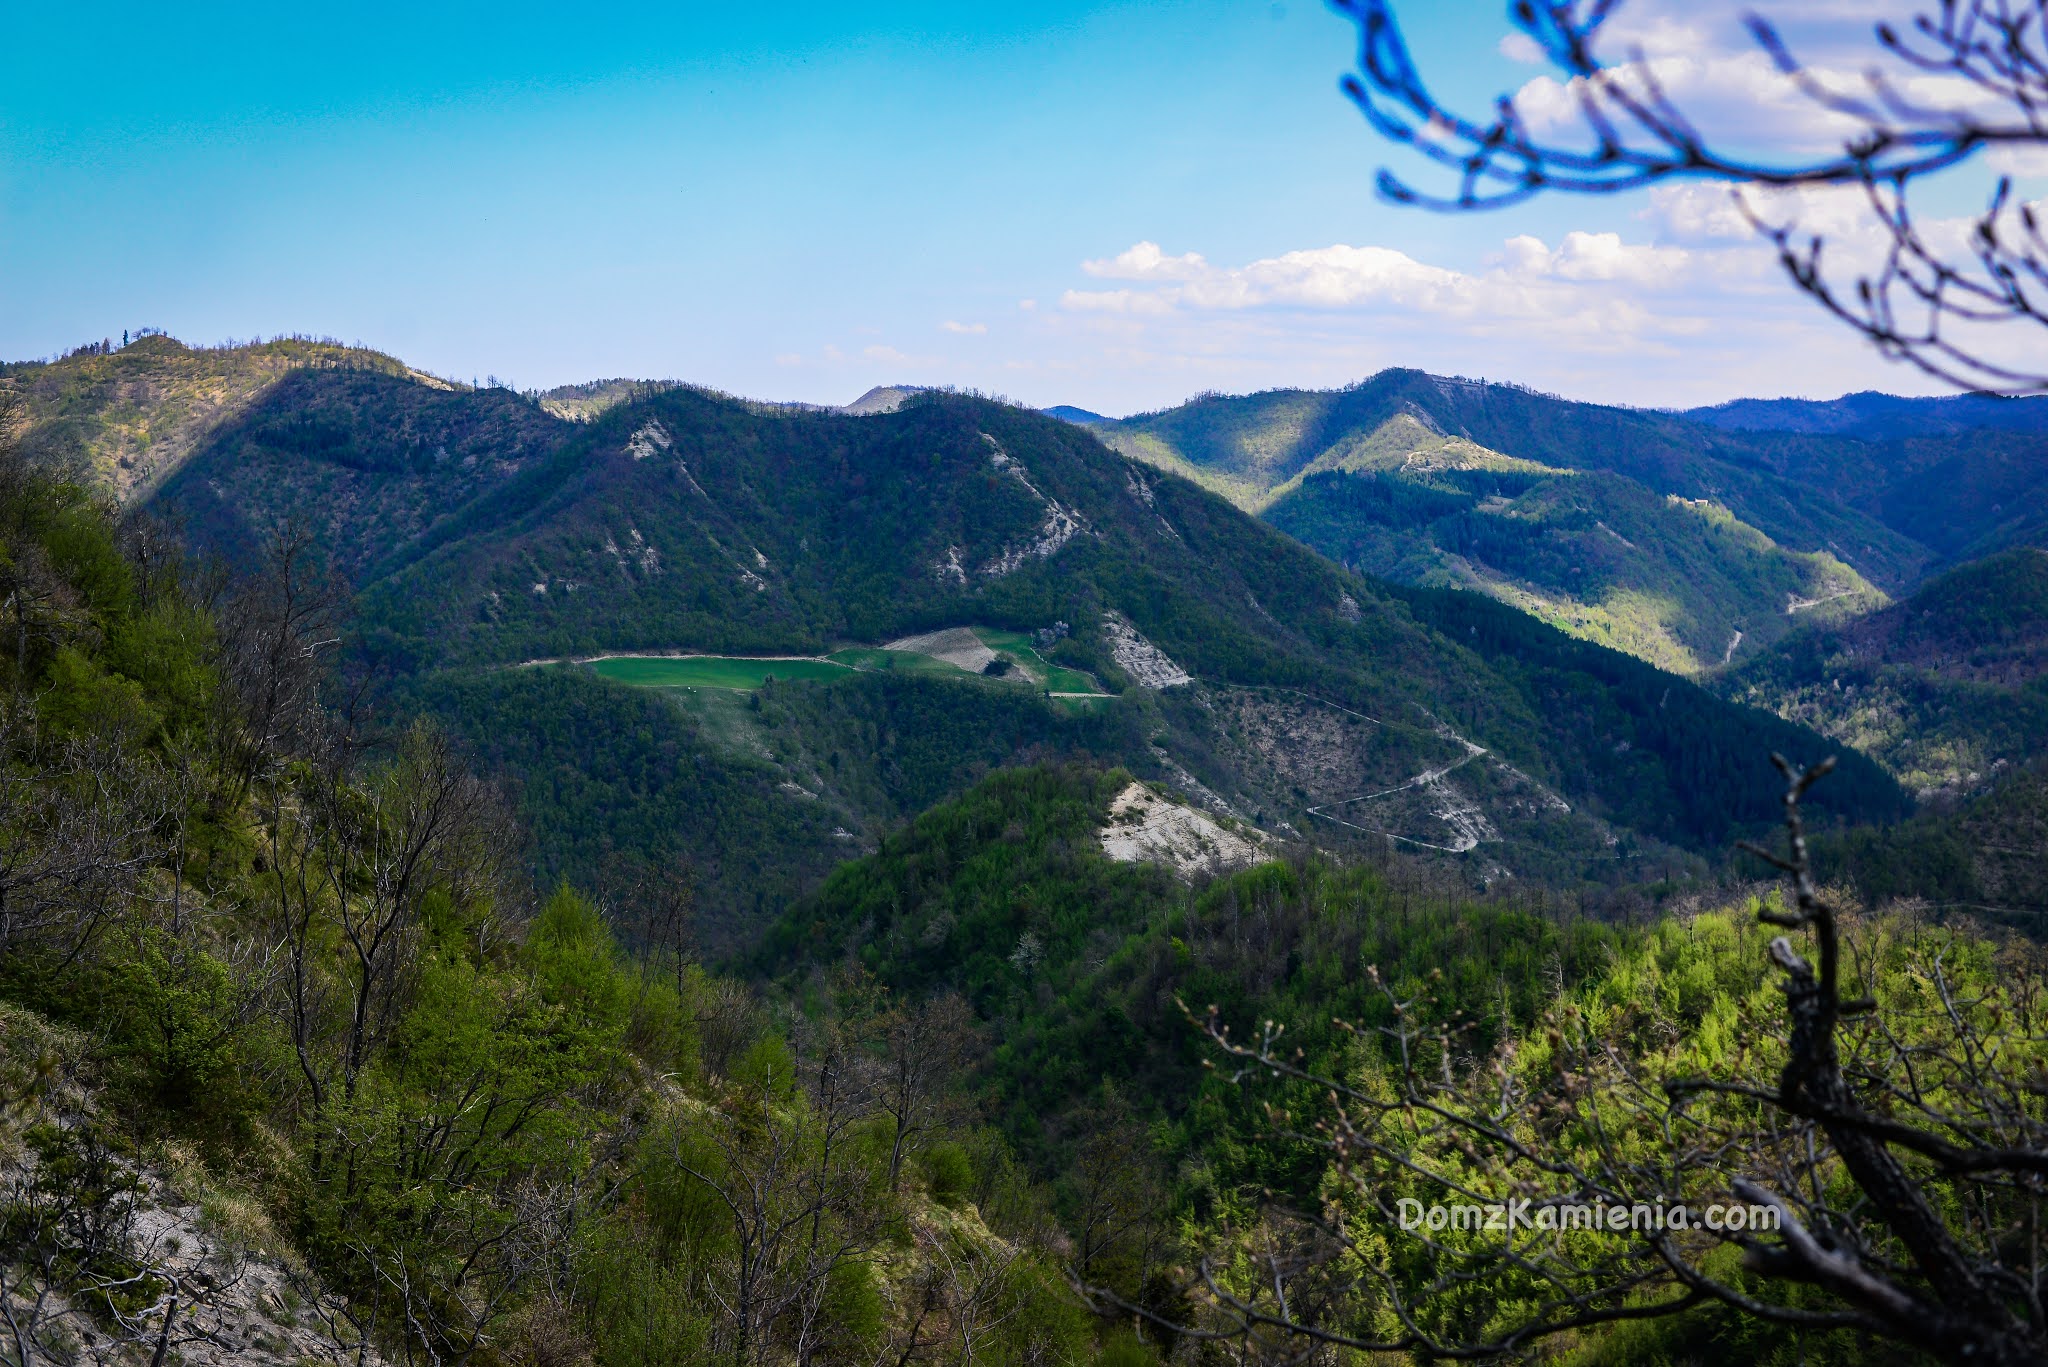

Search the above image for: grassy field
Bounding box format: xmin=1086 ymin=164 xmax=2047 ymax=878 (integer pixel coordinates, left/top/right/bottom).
xmin=824 ymin=647 xmax=974 ymax=677
xmin=584 ymin=655 xmax=853 ymax=689
xmin=579 ymin=629 xmax=1112 ymax=697
xmin=1042 ymin=667 xmax=1102 ymax=693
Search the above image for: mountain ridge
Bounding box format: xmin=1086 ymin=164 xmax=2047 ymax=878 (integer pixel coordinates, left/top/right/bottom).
xmin=1684 ymin=389 xmax=2048 ymax=439
xmin=127 ymin=365 xmax=1907 ymax=938
xmin=2 ymin=337 xmax=1933 ymax=934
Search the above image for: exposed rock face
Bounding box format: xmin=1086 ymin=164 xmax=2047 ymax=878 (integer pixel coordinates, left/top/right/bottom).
xmin=979 ymin=434 xmax=1087 ymax=576
xmin=1101 ymin=611 xmax=1191 ymax=689
xmin=114 ymin=1181 xmax=394 ymax=1366
xmin=1099 ymin=781 xmax=1263 ymax=877
xmin=623 ymin=418 xmax=672 ymax=460
xmin=0 ymin=1008 xmax=388 ymax=1367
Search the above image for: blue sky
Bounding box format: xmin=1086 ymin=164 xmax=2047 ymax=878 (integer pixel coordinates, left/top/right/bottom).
xmin=3 ymin=1 xmax=2031 ymax=411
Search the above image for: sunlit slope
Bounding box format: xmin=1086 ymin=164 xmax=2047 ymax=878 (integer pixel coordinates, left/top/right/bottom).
xmin=1100 ymin=370 xmax=1926 ymax=581
xmin=0 ymin=334 xmax=443 ymax=499
xmin=1113 ymin=403 xmax=1887 ymax=674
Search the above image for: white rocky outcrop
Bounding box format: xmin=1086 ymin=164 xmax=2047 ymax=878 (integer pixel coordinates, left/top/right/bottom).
xmin=1102 ymin=611 xmax=1191 ymax=688
xmin=624 ymin=419 xmax=671 ymax=460
xmin=1099 ymin=782 xmax=1263 ymax=877
xmin=979 ymin=434 xmax=1087 ymax=575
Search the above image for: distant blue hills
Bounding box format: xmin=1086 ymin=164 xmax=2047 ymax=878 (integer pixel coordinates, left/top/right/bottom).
xmin=1682 ymin=390 xmax=2048 ymax=439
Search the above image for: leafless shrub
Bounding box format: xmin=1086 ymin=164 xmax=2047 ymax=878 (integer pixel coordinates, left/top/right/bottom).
xmin=0 ymin=702 xmax=163 ymax=971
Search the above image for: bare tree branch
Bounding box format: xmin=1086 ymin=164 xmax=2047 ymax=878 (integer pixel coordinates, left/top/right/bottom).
xmin=1334 ymin=1 xmax=2048 ymax=391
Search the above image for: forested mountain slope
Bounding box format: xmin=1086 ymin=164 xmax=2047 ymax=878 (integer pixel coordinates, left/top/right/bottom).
xmin=1820 ymin=758 xmax=2048 ymax=920
xmin=124 ymin=368 xmax=1903 ymax=940
xmin=1722 ymin=547 xmax=2048 ymax=799
xmin=1099 ymin=371 xmax=2048 ymax=674
xmin=1098 ymin=370 xmax=1928 ymax=580
xmin=1 ymin=379 xmax=2028 ymax=1366
xmin=761 ymin=762 xmax=2033 ymax=1362
xmin=1685 ymin=389 xmax=2048 ymax=439
xmin=9 ymin=339 xmax=2041 ymax=1362
xmin=155 ymin=366 xmax=572 ymax=575
xmin=1255 ymin=414 xmax=1880 ymax=673
xmin=0 ymin=419 xmax=1126 ymax=1367
xmin=2 ymin=338 xmax=1916 ymax=942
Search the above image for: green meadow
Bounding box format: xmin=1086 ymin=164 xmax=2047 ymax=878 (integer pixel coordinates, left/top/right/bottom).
xmin=583 ymin=654 xmax=853 ymax=689
xmin=576 ymin=629 xmax=1113 ymax=697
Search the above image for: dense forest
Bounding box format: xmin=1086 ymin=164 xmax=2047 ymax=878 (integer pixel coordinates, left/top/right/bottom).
xmin=0 ymin=401 xmax=1137 ymax=1363
xmin=14 ymin=0 xmax=2048 ymax=1342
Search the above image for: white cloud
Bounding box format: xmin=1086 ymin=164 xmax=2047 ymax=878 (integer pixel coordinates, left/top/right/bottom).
xmin=1002 ymin=3 xmax=2036 ymax=415
xmin=1061 ymin=287 xmax=1173 ymax=315
xmin=1033 ymin=182 xmax=2046 ymax=409
xmin=1082 ymin=240 xmax=1211 ymax=281
xmin=863 ymin=344 xmax=914 ymax=363
xmin=1067 ymin=243 xmax=1466 ymax=313
xmin=1500 ymin=231 xmax=1692 ymax=283
xmin=1509 ymin=52 xmax=1866 ymax=154
xmin=1648 ymin=178 xmax=1939 ymax=256
xmin=1498 ymin=32 xmax=1545 ymax=65
xmin=939 ymin=320 xmax=987 ymax=334
xmin=1498 ymin=0 xmax=2024 ymax=179
xmin=1644 ymin=183 xmax=1756 ymax=241
xmin=1060 ymin=234 xmax=1711 ymax=338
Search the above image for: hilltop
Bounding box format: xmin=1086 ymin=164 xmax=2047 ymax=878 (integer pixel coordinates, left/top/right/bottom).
xmin=1097 ymin=378 xmax=1899 ymax=673
xmin=0 ymin=333 xmax=444 ymax=499
xmin=1094 ymin=370 xmax=2048 ymax=676
xmin=1258 ymin=416 xmax=1881 ymax=674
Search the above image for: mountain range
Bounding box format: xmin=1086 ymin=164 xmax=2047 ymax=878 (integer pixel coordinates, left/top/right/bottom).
xmin=12 ymin=337 xmax=2043 ymax=938
xmin=1683 ymin=390 xmax=2048 ymax=439
xmin=1085 ymin=374 xmax=2048 ymax=677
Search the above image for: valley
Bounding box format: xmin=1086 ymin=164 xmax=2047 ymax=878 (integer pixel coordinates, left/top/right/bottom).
xmin=2 ymin=335 xmax=2044 ymax=1367
xmin=0 ymin=341 xmax=1953 ymax=920
xmin=1720 ymin=546 xmax=2048 ymax=800
xmin=1 ymin=342 xmax=1905 ymax=935
xmin=18 ymin=5 xmax=2048 ymax=1357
